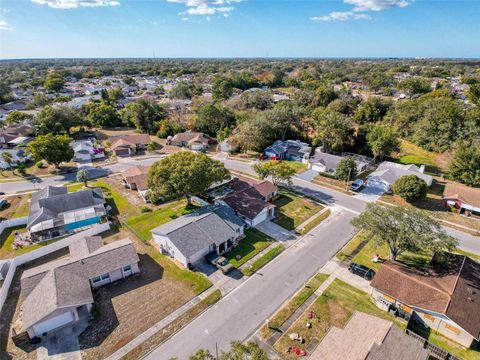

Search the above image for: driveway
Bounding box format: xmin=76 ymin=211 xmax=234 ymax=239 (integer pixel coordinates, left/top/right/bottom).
xmin=194 ymin=259 xmax=245 ymax=295
xmin=295 ymin=169 xmax=317 ymax=182
xmin=36 ymin=321 xmax=86 ymax=360
xmin=255 ymin=220 xmax=296 ymax=242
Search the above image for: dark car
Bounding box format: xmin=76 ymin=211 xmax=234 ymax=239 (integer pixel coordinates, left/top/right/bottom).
xmin=348 ymin=263 xmax=375 ymax=280
xmin=205 ymin=252 xmax=234 ymax=274
xmin=350 ymin=179 xmax=364 ymax=192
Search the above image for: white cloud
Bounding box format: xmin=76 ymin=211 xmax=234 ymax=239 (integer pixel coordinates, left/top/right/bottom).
xmin=168 ymin=0 xmax=241 ymax=17
xmin=31 ymin=0 xmax=119 ymax=9
xmin=0 ymin=20 xmax=12 ymax=30
xmin=181 ymin=17 xmax=189 ymax=21
xmin=312 ymin=0 xmax=411 ymax=22
xmin=345 ymin=0 xmax=412 ymax=12
xmin=311 ymin=11 xmax=371 ymax=21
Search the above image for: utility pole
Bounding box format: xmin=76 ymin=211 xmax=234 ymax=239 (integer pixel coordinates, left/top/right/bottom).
xmin=345 ymin=167 xmax=352 ymax=192
xmin=215 ymin=342 xmax=219 ymax=360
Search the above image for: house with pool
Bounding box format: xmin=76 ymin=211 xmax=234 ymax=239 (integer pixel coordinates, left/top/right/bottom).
xmin=27 ymin=186 xmax=107 ymax=242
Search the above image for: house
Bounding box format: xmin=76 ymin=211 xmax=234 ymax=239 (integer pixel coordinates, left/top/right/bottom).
xmin=307 ymin=150 xmax=371 ymax=175
xmin=109 ymin=134 xmax=151 ymax=156
xmin=264 ymin=140 xmax=311 ymax=161
xmin=151 ymin=205 xmax=245 ymax=268
xmin=0 ymin=148 xmax=32 ymax=169
xmin=371 ymin=253 xmax=480 ymax=348
xmin=218 ymin=138 xmax=236 ymax=153
xmin=169 ymin=132 xmax=210 ymax=151
xmin=71 ymin=140 xmax=105 ymax=162
xmin=121 ymin=165 xmax=150 ymax=202
xmin=216 ymin=176 xmax=278 ymax=227
xmin=20 ymin=236 xmax=139 ymax=339
xmin=442 ymin=182 xmax=480 ymax=218
xmin=27 ymin=186 xmax=107 ymax=241
xmin=366 ymin=161 xmax=433 ymax=194
xmin=310 ymin=312 xmax=429 ymax=360
xmin=0 ymin=124 xmax=35 ymax=148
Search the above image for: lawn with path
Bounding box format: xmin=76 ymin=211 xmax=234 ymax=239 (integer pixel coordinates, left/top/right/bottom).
xmin=273 ymin=191 xmax=324 ymax=231
xmin=225 ymin=228 xmax=273 ymax=268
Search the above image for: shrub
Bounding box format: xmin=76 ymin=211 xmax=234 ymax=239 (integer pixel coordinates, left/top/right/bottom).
xmin=17 ymin=162 xmax=27 ymax=176
xmin=392 ymin=175 xmax=428 ymax=202
xmin=36 ymin=160 xmax=45 ymax=169
xmin=140 ymin=206 xmax=152 ymax=213
xmin=147 ymin=142 xmax=156 ymax=152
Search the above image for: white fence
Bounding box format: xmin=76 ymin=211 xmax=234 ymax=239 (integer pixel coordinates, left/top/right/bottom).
xmin=0 ymin=217 xmax=28 ymax=237
xmin=0 ymin=222 xmax=110 ymax=315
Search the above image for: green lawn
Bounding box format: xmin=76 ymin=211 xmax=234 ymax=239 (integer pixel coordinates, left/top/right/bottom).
xmin=0 ymin=226 xmax=55 ymax=259
xmin=273 ymin=191 xmax=324 ymax=231
xmin=351 ymin=236 xmax=431 ymax=271
xmin=260 ymin=273 xmax=329 ymax=339
xmin=286 ymin=161 xmax=308 ymax=174
xmin=394 ymin=140 xmax=442 ymax=175
xmin=297 ymin=209 xmax=331 ymax=235
xmin=225 ymin=228 xmax=273 ymax=268
xmin=275 ymin=279 xmax=406 ymax=358
xmin=92 ymin=179 xmax=140 ymax=218
xmin=242 ymin=244 xmax=284 ymax=276
xmin=124 ymin=200 xmax=192 ymax=242
xmin=336 ymin=231 xmax=368 ymax=262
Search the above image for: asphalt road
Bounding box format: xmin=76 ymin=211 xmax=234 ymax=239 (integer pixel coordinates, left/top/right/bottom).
xmin=144 ymin=209 xmax=357 ymax=360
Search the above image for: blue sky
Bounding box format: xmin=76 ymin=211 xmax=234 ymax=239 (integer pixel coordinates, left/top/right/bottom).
xmin=0 ymin=0 xmax=479 ymax=59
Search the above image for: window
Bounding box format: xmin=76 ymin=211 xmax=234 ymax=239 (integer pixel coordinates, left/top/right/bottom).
xmin=423 ymin=313 xmax=435 ymax=322
xmin=92 ymin=273 xmax=110 ymax=284
xmin=401 ymin=305 xmax=412 ymax=314
xmin=123 ymin=265 xmax=132 ymax=272
xmin=445 ymin=323 xmax=461 ymax=335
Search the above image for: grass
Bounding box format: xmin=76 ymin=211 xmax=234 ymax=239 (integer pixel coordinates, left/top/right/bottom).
xmin=297 ymin=209 xmax=331 ymax=235
xmin=201 ymin=289 xmax=222 ymax=306
xmin=274 ymin=279 xmax=406 ymax=358
xmin=394 ymin=140 xmax=443 ymax=175
xmin=336 ymin=231 xmax=369 ymax=263
xmin=87 ymin=179 xmax=140 ymax=218
xmin=286 ymin=161 xmax=308 ymax=174
xmin=0 ymin=225 xmax=55 ymax=259
xmin=225 ymin=228 xmax=273 ymax=268
xmin=453 ymin=248 xmax=480 ymax=262
xmin=124 ymin=200 xmax=192 ymax=242
xmin=241 ymin=244 xmax=284 ymax=276
xmin=351 ymin=236 xmax=431 ymax=271
xmin=67 ymin=182 xmax=85 ymax=193
xmin=273 ymin=191 xmax=324 ymax=231
xmin=260 ymin=273 xmax=329 ymax=340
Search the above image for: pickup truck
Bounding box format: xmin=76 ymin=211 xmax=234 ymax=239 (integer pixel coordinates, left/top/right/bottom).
xmin=205 ymin=252 xmax=234 ymax=274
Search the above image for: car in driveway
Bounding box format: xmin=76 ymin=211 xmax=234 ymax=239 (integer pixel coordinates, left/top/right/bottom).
xmin=350 ymin=179 xmax=364 ymax=192
xmin=205 ymin=252 xmax=234 ymax=274
xmin=0 ymin=198 xmax=8 ymax=209
xmin=348 ymin=263 xmax=375 ymax=280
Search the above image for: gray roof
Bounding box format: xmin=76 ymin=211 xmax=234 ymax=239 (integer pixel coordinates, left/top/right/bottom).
xmin=21 ymin=237 xmax=139 ymax=331
xmin=368 ymin=161 xmax=433 ymax=186
xmin=309 ymin=152 xmax=367 ymax=171
xmin=28 ymin=186 xmax=105 ymax=228
xmin=152 ymin=205 xmax=244 ymax=259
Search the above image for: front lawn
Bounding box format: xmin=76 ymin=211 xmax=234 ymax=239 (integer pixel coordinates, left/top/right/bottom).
xmin=274 ymin=279 xmax=406 ymax=358
xmin=225 ymin=228 xmax=273 ymax=268
xmin=286 ymin=161 xmax=308 ymax=174
xmin=124 ymin=200 xmax=193 ymax=242
xmin=273 ymin=191 xmax=324 ymax=230
xmin=336 ymin=231 xmax=369 ymax=263
xmin=242 ymin=244 xmax=284 ymax=276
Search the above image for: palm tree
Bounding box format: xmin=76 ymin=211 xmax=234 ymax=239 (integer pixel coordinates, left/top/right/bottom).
xmin=1 ymin=152 xmax=13 ymax=170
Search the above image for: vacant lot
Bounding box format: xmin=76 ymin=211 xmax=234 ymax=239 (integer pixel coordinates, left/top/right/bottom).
xmin=225 ymin=228 xmax=273 ymax=268
xmin=274 ymin=279 xmax=405 ymax=359
xmin=124 ymin=200 xmax=193 ymax=242
xmin=274 ymin=191 xmax=324 ymax=230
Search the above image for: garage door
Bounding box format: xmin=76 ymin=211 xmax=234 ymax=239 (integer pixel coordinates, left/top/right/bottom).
xmin=32 ymin=311 xmax=75 ymax=336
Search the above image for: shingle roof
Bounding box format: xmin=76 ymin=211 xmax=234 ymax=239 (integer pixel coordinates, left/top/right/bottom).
xmin=230 ymin=176 xmax=278 ymax=199
xmin=27 ymin=186 xmax=105 ymax=228
xmin=109 ymin=134 xmax=151 ymax=150
xmin=443 ymin=182 xmax=480 ymax=209
xmin=371 ymin=253 xmax=480 ymax=339
xmin=171 ymin=132 xmax=208 ymax=144
xmin=151 ymin=205 xmax=244 ymax=259
xmin=21 ymin=237 xmax=139 ymax=331
xmin=369 ymin=161 xmax=433 ymax=186
xmin=309 ymin=152 xmax=368 ymax=171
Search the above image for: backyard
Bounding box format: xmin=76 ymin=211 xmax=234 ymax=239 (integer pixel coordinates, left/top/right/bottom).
xmin=225 ymin=228 xmax=273 ymax=268
xmin=0 ymin=225 xmax=56 ymax=259
xmin=273 ymin=191 xmax=324 ymax=231
xmin=391 ymin=139 xmax=448 ymax=175
xmin=274 ymin=279 xmax=406 ymax=359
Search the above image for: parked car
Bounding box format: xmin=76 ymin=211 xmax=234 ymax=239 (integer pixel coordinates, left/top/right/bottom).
xmin=350 ymin=179 xmax=364 ymax=192
xmin=0 ymin=198 xmax=8 ymax=209
xmin=348 ymin=263 xmax=375 ymax=280
xmin=205 ymin=252 xmax=234 ymax=274
xmin=0 ymin=192 xmax=5 ymax=195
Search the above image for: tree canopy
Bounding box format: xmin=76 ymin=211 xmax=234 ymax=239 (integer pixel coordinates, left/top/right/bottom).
xmin=253 ymin=160 xmax=296 ymax=186
xmin=312 ymin=108 xmax=354 ymax=153
xmin=392 ymin=175 xmax=428 ymax=202
xmin=366 ymin=125 xmax=400 ymax=162
xmin=26 ymin=134 xmax=74 ymax=168
xmin=119 ymin=100 xmax=167 ymax=134
xmin=449 ymin=144 xmax=480 ymax=187
xmin=335 ymin=157 xmax=357 ymax=181
xmin=35 ymin=105 xmax=85 ymax=135
xmin=195 ymin=104 xmax=235 ymax=136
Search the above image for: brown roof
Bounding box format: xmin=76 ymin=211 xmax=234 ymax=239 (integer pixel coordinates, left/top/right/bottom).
xmin=223 ymin=191 xmax=274 ymax=220
xmin=443 ymin=182 xmax=480 ymax=208
xmin=110 ymin=134 xmax=151 ymax=150
xmin=230 ymin=176 xmax=278 ymax=199
xmin=371 ymin=253 xmax=480 ymax=339
xmin=122 ymin=165 xmax=149 ymax=179
xmin=171 ymin=132 xmax=208 ymax=144
xmin=128 ymin=174 xmax=149 ymax=191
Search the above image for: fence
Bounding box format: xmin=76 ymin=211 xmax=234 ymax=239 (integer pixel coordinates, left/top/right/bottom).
xmin=0 ymin=217 xmax=28 ymax=237
xmin=405 ymin=329 xmax=462 ymax=360
xmin=0 ymin=222 xmax=110 ymax=315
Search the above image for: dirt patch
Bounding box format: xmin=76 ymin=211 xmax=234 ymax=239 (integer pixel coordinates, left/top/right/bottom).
xmin=103 ymin=175 xmax=150 ymax=210
xmin=0 ymin=195 xmax=28 ymax=220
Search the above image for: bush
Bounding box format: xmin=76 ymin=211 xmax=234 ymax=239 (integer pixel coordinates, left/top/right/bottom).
xmin=147 ymin=142 xmax=156 ymax=152
xmin=140 ymin=206 xmax=152 ymax=213
xmin=17 ymin=162 xmax=27 ymax=176
xmin=36 ymin=160 xmax=45 ymax=169
xmin=90 ymin=303 xmax=101 ymax=317
xmin=392 ymin=175 xmax=427 ymax=202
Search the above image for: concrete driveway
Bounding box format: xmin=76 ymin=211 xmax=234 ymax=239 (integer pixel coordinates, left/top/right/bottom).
xmin=295 ymin=169 xmax=318 ymax=182
xmin=194 ymin=259 xmax=245 ymax=294
xmin=36 ymin=325 xmax=83 ymax=360
xmin=255 ymin=221 xmax=296 ymax=242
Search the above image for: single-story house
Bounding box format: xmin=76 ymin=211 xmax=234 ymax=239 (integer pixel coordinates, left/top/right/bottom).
xmin=109 ymin=134 xmax=151 ymax=157
xmin=27 ymin=186 xmax=107 ymax=242
xmin=310 ymin=312 xmax=429 ymax=360
xmin=217 ymin=176 xmax=278 ymax=227
xmin=218 ymin=138 xmax=236 ymax=153
xmin=264 ymin=140 xmax=311 ymax=161
xmin=20 ymin=236 xmax=139 ymax=339
xmin=168 ymin=132 xmax=210 ymax=151
xmin=366 ymin=161 xmax=433 ymax=194
xmin=121 ymin=165 xmax=150 ymax=202
xmin=0 ymin=148 xmax=32 ymax=169
xmin=442 ymin=182 xmax=480 ymax=218
xmin=371 ymin=253 xmax=480 ymax=348
xmin=0 ymin=124 xmax=35 ymax=148
xmin=151 ymin=205 xmax=245 ymax=268
xmin=71 ymin=140 xmax=105 ymax=162
xmin=307 ymin=150 xmax=370 ymax=175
